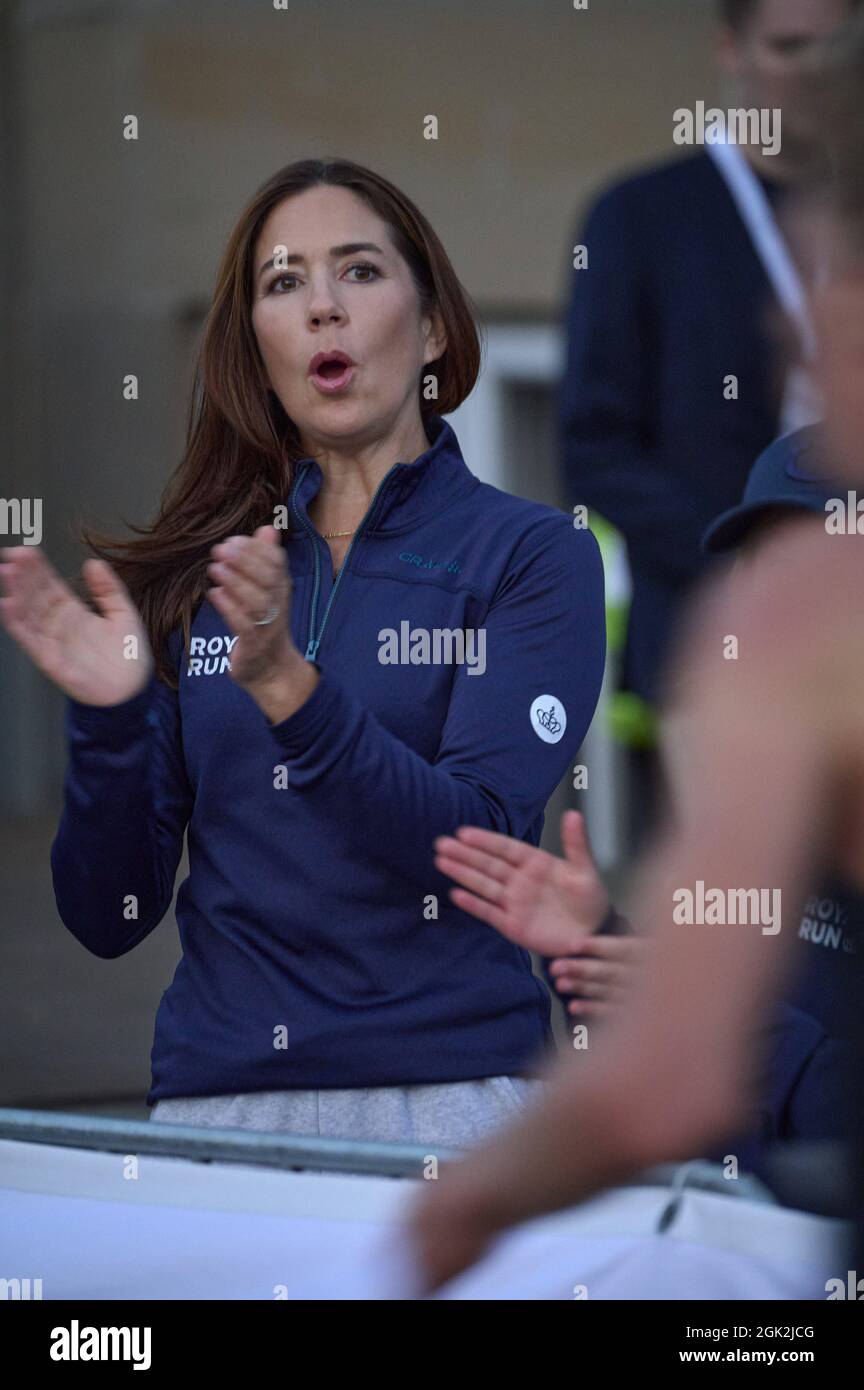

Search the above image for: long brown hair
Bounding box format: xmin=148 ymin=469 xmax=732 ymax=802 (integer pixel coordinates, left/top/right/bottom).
xmin=77 ymin=158 xmax=483 ymax=687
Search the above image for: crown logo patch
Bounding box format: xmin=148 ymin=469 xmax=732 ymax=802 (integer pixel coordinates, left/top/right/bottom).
xmin=530 ymin=694 xmax=567 ymax=744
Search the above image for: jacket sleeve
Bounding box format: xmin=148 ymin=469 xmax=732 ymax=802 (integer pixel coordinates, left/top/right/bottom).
xmin=266 ymin=519 xmax=606 ymax=898
xmin=558 ymin=182 xmax=702 ymax=579
xmin=50 ymin=635 xmax=194 ymax=959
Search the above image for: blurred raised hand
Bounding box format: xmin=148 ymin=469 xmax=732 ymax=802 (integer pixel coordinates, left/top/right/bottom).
xmin=0 ymin=546 xmax=153 ymax=706
xmin=548 ymin=932 xmax=647 ymax=1019
xmin=432 ymin=809 xmax=611 ymax=957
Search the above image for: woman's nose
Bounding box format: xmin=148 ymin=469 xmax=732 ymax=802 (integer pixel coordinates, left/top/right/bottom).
xmin=308 ymin=305 xmax=346 ymax=327
xmin=306 ymin=284 xmax=346 ymax=327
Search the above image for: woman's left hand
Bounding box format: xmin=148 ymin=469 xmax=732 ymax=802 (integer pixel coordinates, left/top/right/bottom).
xmin=207 ymin=526 xmax=299 ymax=689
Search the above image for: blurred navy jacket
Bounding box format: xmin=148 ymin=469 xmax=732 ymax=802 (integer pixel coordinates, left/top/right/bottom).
xmin=558 ymin=150 xmax=787 ymax=702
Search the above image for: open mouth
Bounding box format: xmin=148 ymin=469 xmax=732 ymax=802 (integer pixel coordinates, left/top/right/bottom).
xmin=309 ymin=353 xmax=356 ymax=394
xmin=317 ymin=359 xmax=347 ymax=380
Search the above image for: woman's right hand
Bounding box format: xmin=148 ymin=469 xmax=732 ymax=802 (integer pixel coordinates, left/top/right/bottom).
xmin=0 ymin=546 xmax=154 ymax=706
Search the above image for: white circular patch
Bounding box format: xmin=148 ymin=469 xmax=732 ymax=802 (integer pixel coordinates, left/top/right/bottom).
xmin=530 ymin=694 xmax=567 ymax=744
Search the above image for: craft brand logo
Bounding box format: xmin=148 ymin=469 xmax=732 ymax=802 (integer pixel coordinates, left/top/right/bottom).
xmin=50 ymin=1320 xmax=152 ymax=1369
xmin=672 ymin=881 xmax=781 ymax=935
xmin=398 ymin=550 xmax=462 ymax=575
xmin=378 ymin=622 xmax=486 ymax=674
xmin=673 ymin=102 xmax=781 ymax=157
xmin=0 ymin=497 xmax=42 ymax=545
xmin=531 ymin=694 xmax=567 ymax=744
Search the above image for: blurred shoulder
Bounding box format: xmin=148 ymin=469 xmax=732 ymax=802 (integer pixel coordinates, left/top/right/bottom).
xmin=664 ymin=518 xmax=863 ymax=712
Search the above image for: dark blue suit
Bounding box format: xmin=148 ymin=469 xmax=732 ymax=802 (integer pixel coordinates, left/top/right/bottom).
xmin=558 ymin=150 xmax=787 ymax=701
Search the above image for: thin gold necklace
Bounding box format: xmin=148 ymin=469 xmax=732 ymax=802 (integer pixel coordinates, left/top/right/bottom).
xmin=321 ymin=528 xmax=356 ymax=538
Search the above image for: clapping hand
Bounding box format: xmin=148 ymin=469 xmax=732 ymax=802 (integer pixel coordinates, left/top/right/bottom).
xmin=0 ymin=546 xmax=152 ymax=705
xmin=433 ymin=809 xmax=611 ymax=956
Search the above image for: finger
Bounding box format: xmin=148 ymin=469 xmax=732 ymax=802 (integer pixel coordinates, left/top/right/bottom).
xmin=433 ymin=851 xmax=506 ymax=906
xmin=432 ymin=836 xmax=510 ymax=887
xmin=0 ymin=554 xmax=45 ymax=630
xmin=553 ymin=958 xmax=621 ymax=987
xmin=0 ymin=592 xmax=57 ymax=662
xmin=210 ymin=542 xmax=289 ymax=616
xmin=559 ymin=963 xmax=637 ymax=992
xmin=447 ymin=885 xmax=512 ymax=936
xmin=0 ymin=568 xmax=73 ymax=667
xmin=559 ymin=935 xmax=646 ymax=961
xmin=551 ymin=954 xmax=636 ymax=984
xmin=1 ymin=547 xmax=72 ymax=629
xmin=211 ymin=533 xmax=287 ymax=586
xmin=208 ymin=561 xmax=274 ymax=617
xmin=207 ymin=584 xmax=256 ymax=636
xmin=559 ymin=966 xmax=637 ymax=997
xmin=452 ymin=824 xmax=542 ymax=870
xmin=548 ymin=954 xmax=612 ymax=978
xmin=258 ymin=525 xmax=289 ymax=557
xmin=556 ymin=978 xmax=608 ymax=999
xmin=549 ymin=971 xmax=587 ymax=995
xmin=560 ymin=809 xmax=592 ymax=868
xmin=558 ymin=961 xmax=613 ymax=995
xmin=80 ymin=558 xmax=137 ymax=623
xmin=567 ymin=999 xmax=617 ymax=1019
xmin=1 ymin=549 xmax=82 ymax=651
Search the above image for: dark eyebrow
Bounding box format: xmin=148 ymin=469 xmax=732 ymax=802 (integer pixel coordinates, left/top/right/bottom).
xmin=257 ymin=242 xmax=386 ymax=281
xmin=768 ymin=32 xmax=813 ymax=48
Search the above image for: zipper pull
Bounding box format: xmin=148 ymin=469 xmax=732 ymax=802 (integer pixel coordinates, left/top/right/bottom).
xmin=304 ymin=637 xmax=320 ymax=661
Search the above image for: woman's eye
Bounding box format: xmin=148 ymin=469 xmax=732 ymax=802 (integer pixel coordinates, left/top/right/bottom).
xmin=346 ymin=261 xmax=380 ymax=282
xmin=266 ymin=262 xmax=379 ymax=295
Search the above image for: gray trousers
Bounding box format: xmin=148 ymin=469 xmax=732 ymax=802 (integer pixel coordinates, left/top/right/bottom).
xmin=149 ymin=1075 xmax=546 ymax=1149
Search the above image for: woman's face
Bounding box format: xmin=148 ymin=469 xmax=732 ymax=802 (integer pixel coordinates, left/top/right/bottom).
xmin=250 ymin=185 xmax=445 ymax=455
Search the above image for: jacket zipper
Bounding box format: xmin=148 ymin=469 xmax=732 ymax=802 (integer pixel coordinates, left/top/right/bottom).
xmin=290 ymin=459 xmax=401 ymax=662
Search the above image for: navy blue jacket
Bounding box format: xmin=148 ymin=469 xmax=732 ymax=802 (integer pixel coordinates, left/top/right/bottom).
xmin=50 ymin=413 xmax=606 ymax=1103
xmin=705 ymin=875 xmax=864 ymax=1175
xmin=558 ymin=151 xmax=786 ymax=701
xmin=790 ymin=875 xmax=863 ymax=1043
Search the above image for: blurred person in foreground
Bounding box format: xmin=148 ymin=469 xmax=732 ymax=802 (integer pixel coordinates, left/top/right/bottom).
xmin=406 ymin=9 xmax=864 ymax=1291
xmin=436 ymin=425 xmax=860 ymax=1170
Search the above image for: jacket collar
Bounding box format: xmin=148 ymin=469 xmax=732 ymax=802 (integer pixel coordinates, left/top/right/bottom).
xmin=287 ymin=413 xmax=478 ymax=536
